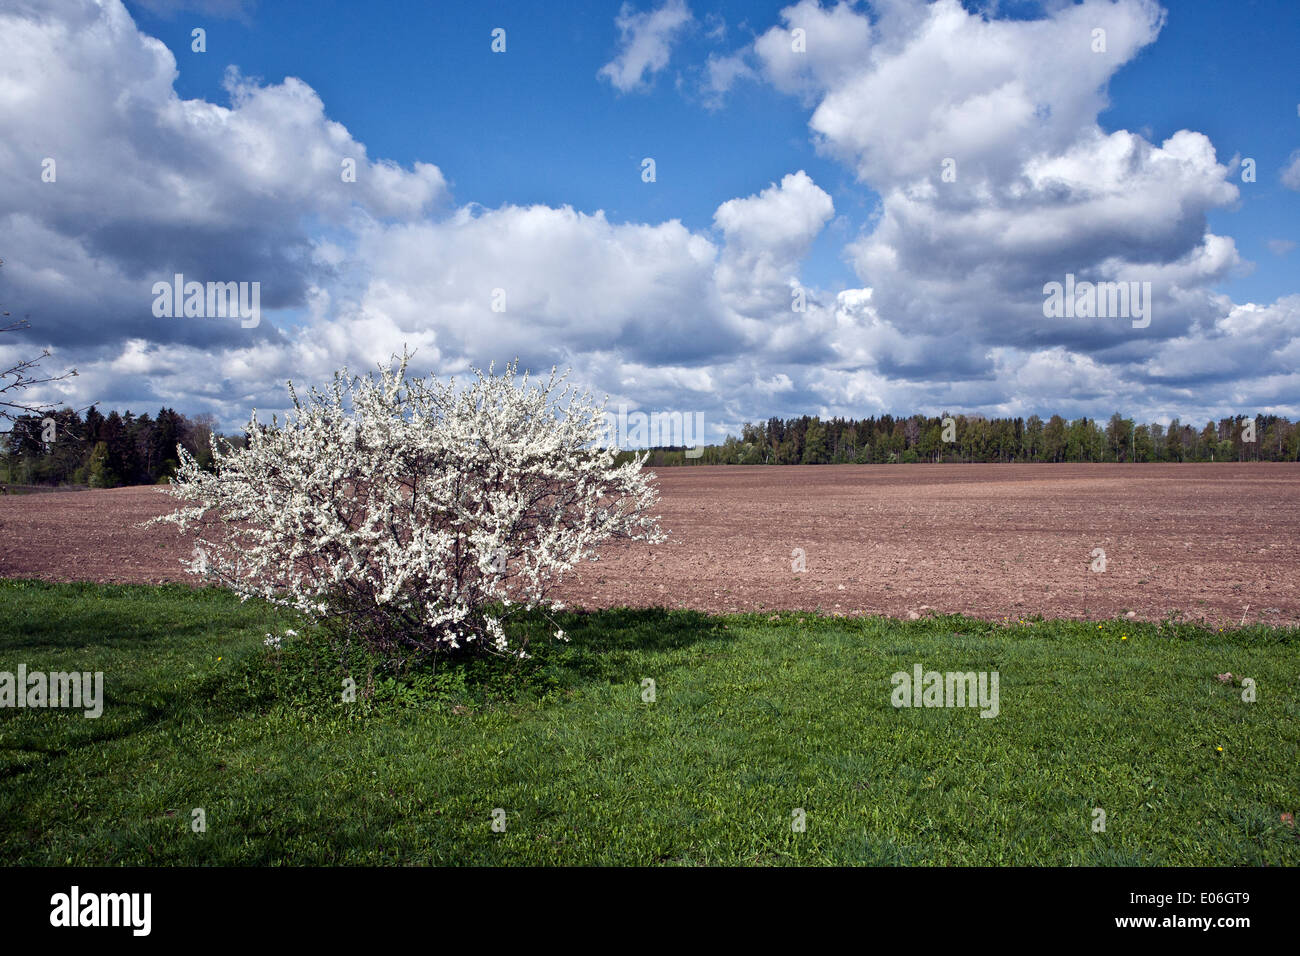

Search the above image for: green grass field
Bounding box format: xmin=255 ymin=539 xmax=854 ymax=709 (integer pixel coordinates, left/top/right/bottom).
xmin=1 ymin=578 xmax=1296 ymax=865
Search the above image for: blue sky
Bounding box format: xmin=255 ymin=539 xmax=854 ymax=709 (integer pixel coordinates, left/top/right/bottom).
xmin=142 ymin=0 xmax=867 ymax=289
xmin=133 ymin=0 xmax=1300 ymax=303
xmin=2 ymin=0 xmax=1299 ymax=436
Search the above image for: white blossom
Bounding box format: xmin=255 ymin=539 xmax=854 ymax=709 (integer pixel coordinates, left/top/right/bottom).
xmin=150 ymin=352 xmax=666 ymax=660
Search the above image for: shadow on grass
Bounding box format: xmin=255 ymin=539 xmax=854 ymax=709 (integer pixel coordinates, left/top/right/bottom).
xmin=0 ymin=579 xmax=285 ymax=652
xmin=2 ymin=579 xmax=736 ymax=738
xmin=197 ymin=605 xmax=741 ymax=720
xmin=0 ymin=661 xmax=281 ymax=785
xmin=556 ymin=606 xmax=724 ymax=651
xmin=510 ymin=605 xmax=733 ymax=686
xmin=0 ymin=605 xmax=733 ymax=811
xmin=1 ymin=616 xmax=246 ymax=653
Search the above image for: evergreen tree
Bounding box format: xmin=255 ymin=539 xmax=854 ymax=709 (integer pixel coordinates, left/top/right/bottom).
xmin=86 ymin=441 xmax=119 ymax=488
xmin=802 ymin=418 xmax=829 ymax=464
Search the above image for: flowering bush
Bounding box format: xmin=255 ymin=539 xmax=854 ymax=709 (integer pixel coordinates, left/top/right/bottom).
xmin=152 ymin=353 xmax=665 ymax=661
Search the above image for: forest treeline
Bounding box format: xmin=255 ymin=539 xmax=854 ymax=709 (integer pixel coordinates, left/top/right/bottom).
xmin=1 ymin=406 xmax=221 ymax=487
xmin=5 ymin=406 xmax=1297 ymax=488
xmin=626 ymin=412 xmax=1300 ymax=468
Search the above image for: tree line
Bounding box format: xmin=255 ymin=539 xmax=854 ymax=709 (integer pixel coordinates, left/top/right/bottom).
xmin=629 ymin=412 xmax=1300 ymax=467
xmin=7 ymin=405 xmax=1296 ymax=486
xmin=1 ymin=406 xmax=223 ymax=488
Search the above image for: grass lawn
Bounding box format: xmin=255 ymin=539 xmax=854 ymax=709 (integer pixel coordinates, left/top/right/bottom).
xmin=1 ymin=578 xmax=1297 ymax=865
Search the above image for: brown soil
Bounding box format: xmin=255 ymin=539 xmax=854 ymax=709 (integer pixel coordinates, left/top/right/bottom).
xmin=2 ymin=463 xmax=1297 ymax=625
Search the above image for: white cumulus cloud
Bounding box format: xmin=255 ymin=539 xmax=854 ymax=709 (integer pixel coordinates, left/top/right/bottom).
xmin=598 ymin=0 xmax=694 ymax=93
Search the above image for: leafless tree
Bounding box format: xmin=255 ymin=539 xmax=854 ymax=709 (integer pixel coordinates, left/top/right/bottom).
xmin=0 ymin=258 xmax=79 ymax=427
xmin=1 ymin=258 xmax=81 ymax=493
